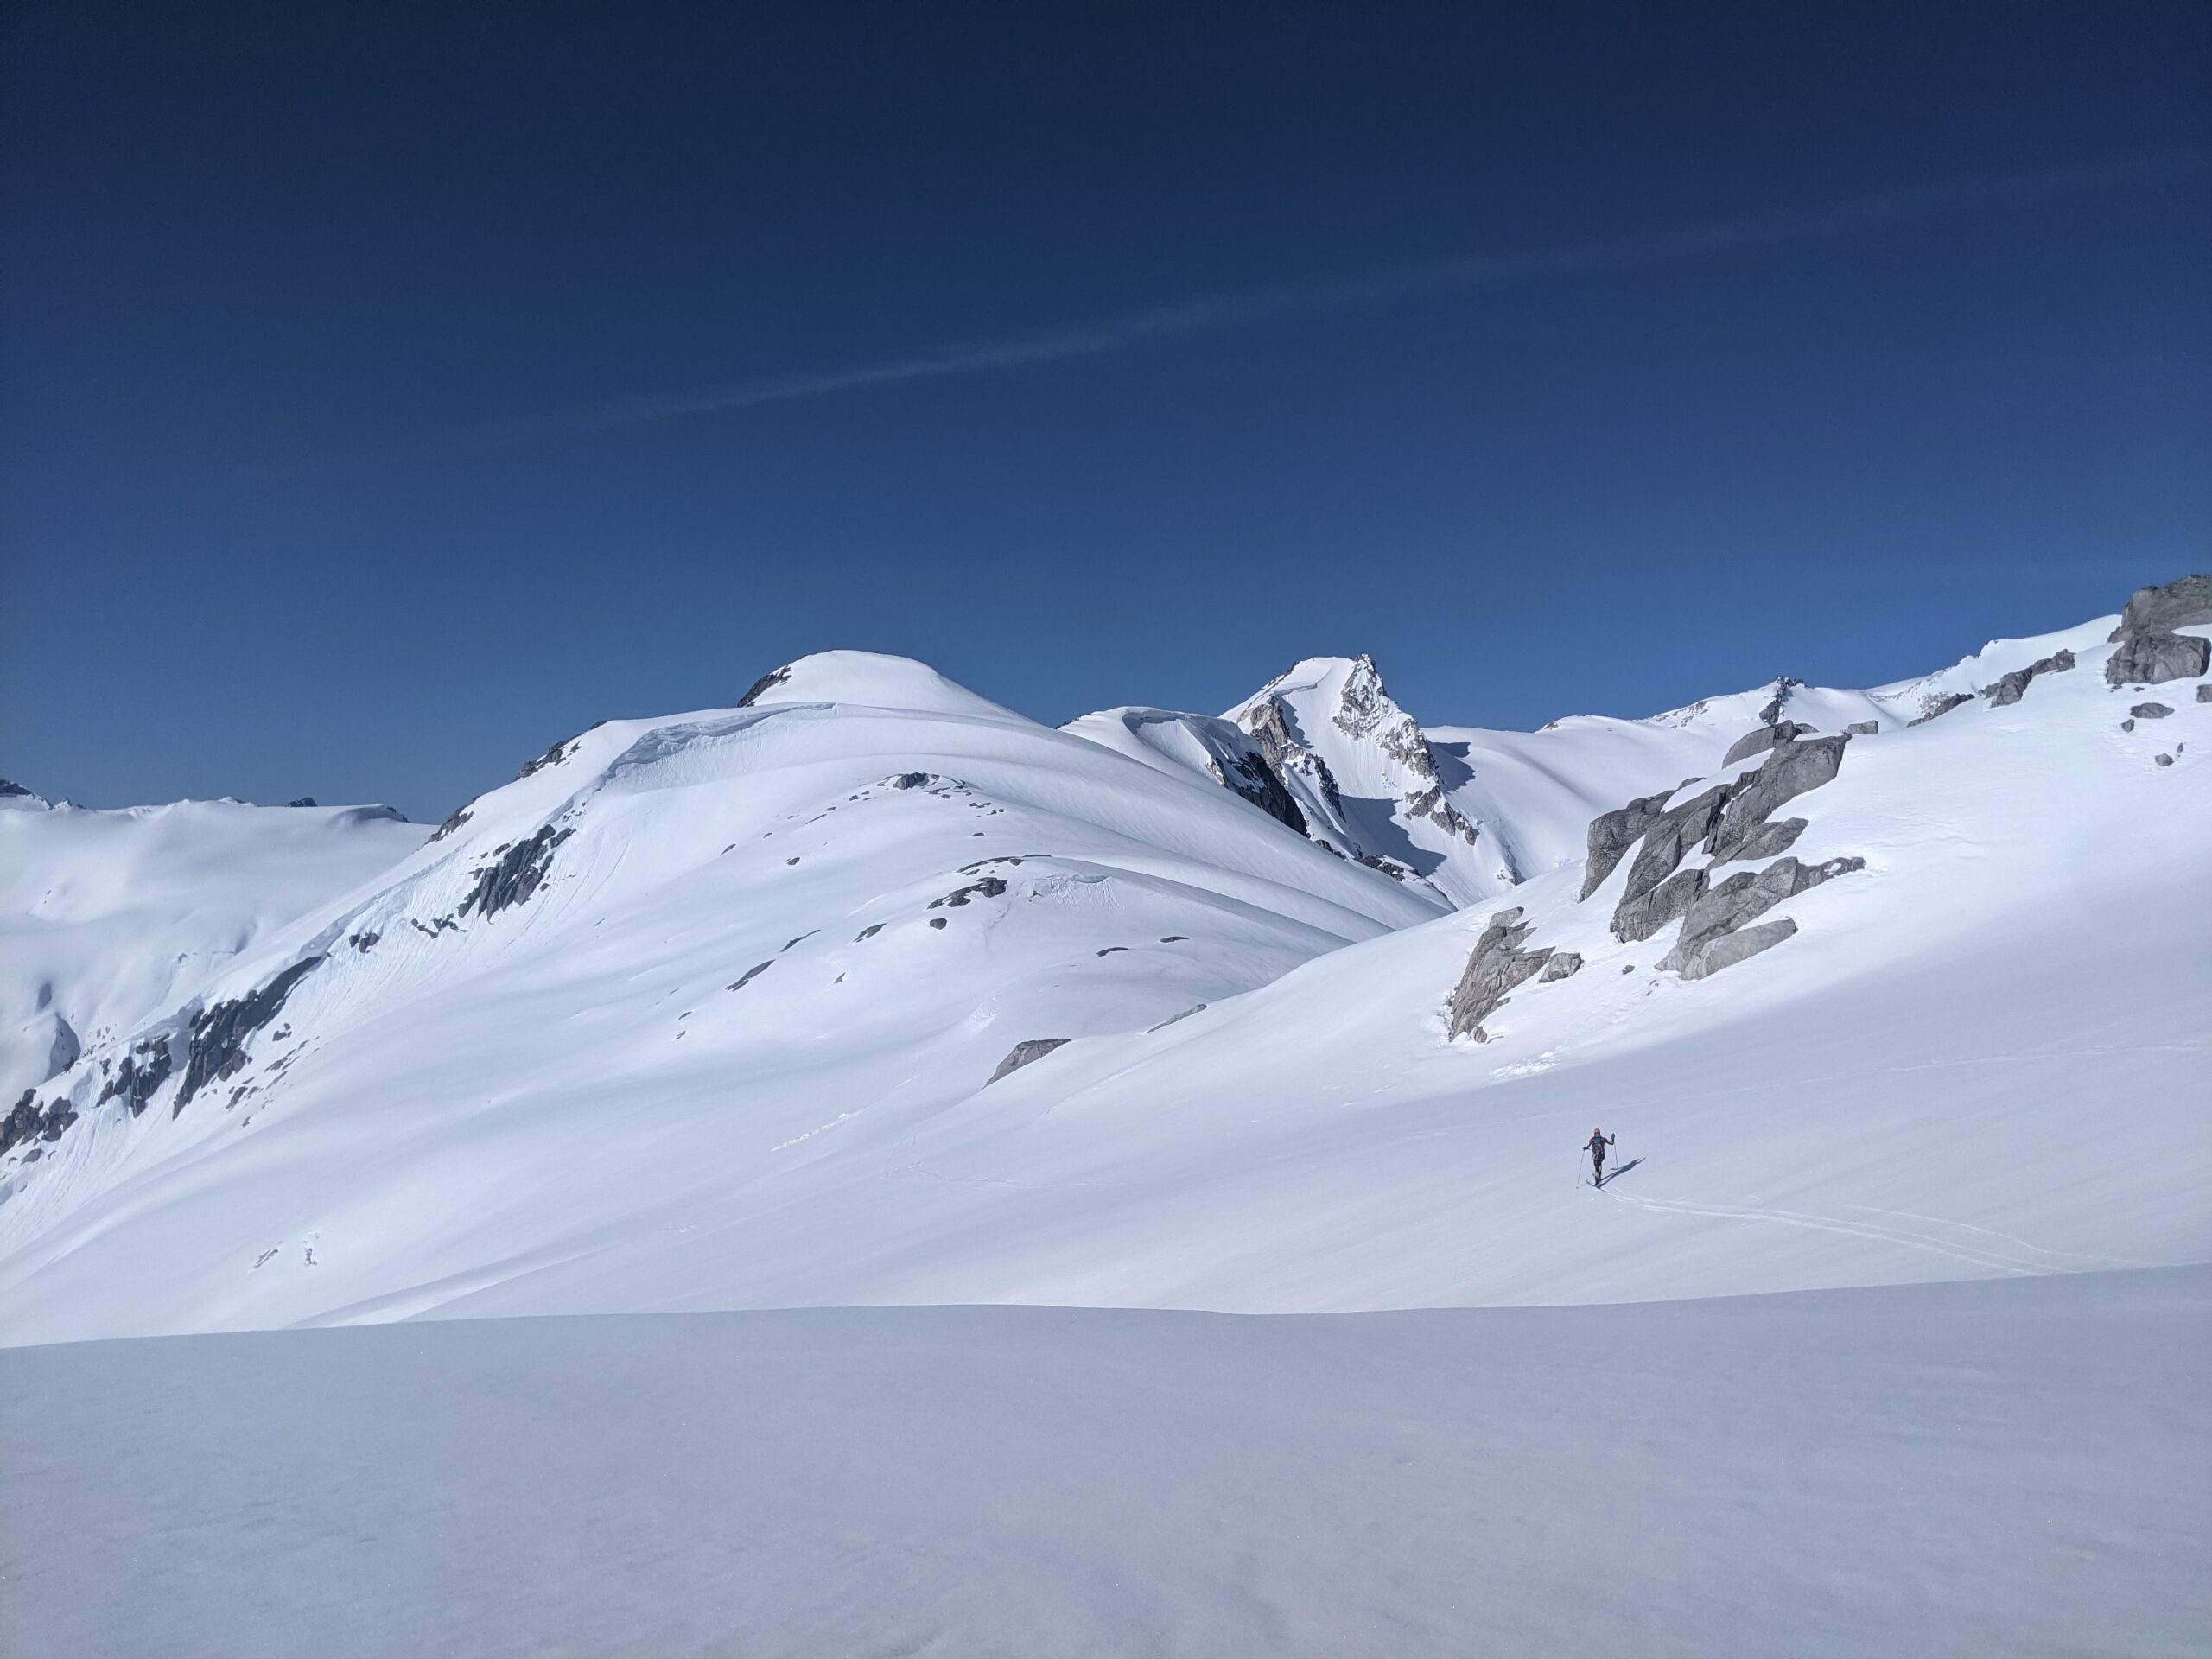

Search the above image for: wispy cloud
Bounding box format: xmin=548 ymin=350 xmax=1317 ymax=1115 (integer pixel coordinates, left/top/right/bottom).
xmin=326 ymin=151 xmax=2209 ymax=465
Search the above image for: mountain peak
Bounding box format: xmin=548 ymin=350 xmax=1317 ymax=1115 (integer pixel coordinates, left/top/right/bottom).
xmin=737 ymin=651 xmax=1024 ymax=721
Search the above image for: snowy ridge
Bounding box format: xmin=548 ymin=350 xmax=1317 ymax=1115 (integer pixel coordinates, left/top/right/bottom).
xmin=0 ymin=590 xmax=2206 ymax=1343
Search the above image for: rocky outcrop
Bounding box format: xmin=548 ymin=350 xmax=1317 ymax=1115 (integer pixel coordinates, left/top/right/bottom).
xmin=930 ymin=876 xmax=1007 ymax=909
xmin=175 ymin=957 xmax=323 ymax=1115
xmin=2201 ymin=685 xmax=2212 ymax=703
xmin=738 ymin=664 xmax=792 ymax=707
xmin=988 ymin=1038 xmax=1069 ymax=1084
xmin=1660 ymin=855 xmax=1863 ymax=979
xmin=1539 ymin=951 xmax=1582 ymax=982
xmin=1239 ymin=698 xmax=1346 ymax=819
xmin=1613 ymin=866 xmax=1707 ymax=944
xmin=1 ymin=1090 xmax=77 ymax=1156
xmin=1714 ymin=817 xmax=1806 ymax=865
xmin=1216 ymin=750 xmax=1307 ymax=834
xmin=1580 ymin=792 xmax=1671 ymax=899
xmin=1980 ymin=648 xmax=2075 ymax=708
xmin=1675 ymin=918 xmax=1799 ymax=982
xmin=1447 ymin=908 xmax=1555 ymax=1041
xmin=97 ymin=1039 xmax=173 ymax=1116
xmin=1706 ymin=736 xmax=1848 ymax=861
xmin=1844 ymin=721 xmax=1878 ymax=736
xmin=2108 ymin=575 xmax=2212 ymax=639
xmin=2130 ymin=702 xmax=2174 ymax=720
xmin=428 ymin=806 xmax=474 ymax=843
xmin=1722 ymin=721 xmax=1813 ymax=767
xmin=1758 ymin=678 xmax=1804 ymax=726
xmin=2106 ymin=576 xmax=2212 ymax=687
xmin=1910 ymin=692 xmax=1973 ymax=727
xmin=2107 ymin=631 xmax=2211 ymax=687
xmin=1610 ymin=784 xmax=1733 ymax=938
xmin=460 ymin=825 xmax=575 ymax=920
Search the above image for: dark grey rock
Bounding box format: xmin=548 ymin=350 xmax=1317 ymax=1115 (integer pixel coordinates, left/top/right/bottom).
xmin=1675 ymin=918 xmax=1800 ymax=981
xmin=1147 ymin=1004 xmax=1206 ymax=1032
xmin=0 ymin=779 xmax=33 ymax=798
xmin=1614 ymin=784 xmax=1734 ymax=918
xmin=2200 ymin=684 xmax=2212 ymax=703
xmin=1844 ymin=721 xmax=1878 ymax=736
xmin=2121 ymin=720 xmax=2135 ymax=733
xmin=1613 ymin=866 xmax=1707 ymax=944
xmin=459 ymin=825 xmax=574 ymax=920
xmin=727 ymin=962 xmax=772 ymax=991
xmin=928 ymin=917 xmax=947 ymax=929
xmin=175 ymin=957 xmax=323 ymax=1115
xmin=1706 ymin=737 xmax=1848 ymax=861
xmin=2108 ymin=575 xmax=2212 ymax=640
xmin=1722 ymin=721 xmax=1812 ymax=767
xmin=284 ymin=797 xmax=317 ymax=809
xmin=1713 ymin=817 xmax=1806 ymax=865
xmin=1980 ymin=648 xmax=2075 ymax=708
xmin=1757 ymin=678 xmax=1802 ymax=726
xmin=1446 ymin=911 xmax=1554 ymax=1040
xmin=1662 ymin=855 xmax=1863 ymax=972
xmin=930 ymin=876 xmax=1007 ymax=909
xmin=1910 ymin=692 xmax=1973 ymax=727
xmin=428 ymin=806 xmax=474 ymax=843
xmin=988 ymin=1038 xmax=1070 ymax=1084
xmin=855 ymin=924 xmax=883 ymax=940
xmin=1580 ymin=792 xmax=1671 ymax=899
xmin=1217 ymin=749 xmax=1307 ymax=834
xmin=1539 ymin=951 xmax=1583 ymax=982
xmin=2106 ymin=629 xmax=2211 ymax=687
xmin=887 ymin=772 xmax=935 ymax=790
xmin=738 ymin=664 xmax=792 ymax=706
xmin=2155 ymin=753 xmax=2174 ymax=767
xmin=2131 ymin=702 xmax=2174 ymax=719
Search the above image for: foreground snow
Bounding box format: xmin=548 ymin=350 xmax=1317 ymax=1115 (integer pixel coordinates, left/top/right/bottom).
xmin=4 ymin=1267 xmax=2202 ymax=1659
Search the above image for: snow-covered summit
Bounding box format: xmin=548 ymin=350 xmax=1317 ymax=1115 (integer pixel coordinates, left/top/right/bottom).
xmin=0 ymin=579 xmax=2204 ymax=1344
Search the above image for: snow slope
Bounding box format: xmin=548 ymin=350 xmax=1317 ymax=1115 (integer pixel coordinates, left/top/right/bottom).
xmin=0 ymin=787 xmax=426 ymax=1114
xmin=0 ymin=600 xmax=2205 ymax=1344
xmin=5 ymin=1268 xmax=2203 ymax=1659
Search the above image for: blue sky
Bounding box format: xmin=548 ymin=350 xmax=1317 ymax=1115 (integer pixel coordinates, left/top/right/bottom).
xmin=4 ymin=3 xmax=2207 ymax=823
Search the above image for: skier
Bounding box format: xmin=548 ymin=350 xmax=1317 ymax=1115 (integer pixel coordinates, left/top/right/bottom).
xmin=1584 ymin=1128 xmax=1615 ymax=1186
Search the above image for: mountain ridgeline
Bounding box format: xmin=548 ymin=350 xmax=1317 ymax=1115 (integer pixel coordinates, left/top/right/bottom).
xmin=0 ymin=577 xmax=2206 ymax=1343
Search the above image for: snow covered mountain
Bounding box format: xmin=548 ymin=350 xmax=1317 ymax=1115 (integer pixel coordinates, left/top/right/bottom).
xmin=0 ymin=786 xmax=426 ymax=1128
xmin=1 ymin=580 xmax=2205 ymax=1344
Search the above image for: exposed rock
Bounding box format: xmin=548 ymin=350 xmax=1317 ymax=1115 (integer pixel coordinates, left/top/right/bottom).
xmin=1 ymin=1089 xmax=78 ymax=1156
xmin=1446 ymin=910 xmax=1554 ymax=1041
xmin=738 ymin=664 xmax=791 ymax=707
xmin=727 ymin=962 xmax=772 ymax=991
xmin=887 ymin=772 xmax=936 ymax=790
xmin=1714 ymin=817 xmax=1806 ymax=865
xmin=928 ymin=918 xmax=947 ymax=930
xmin=428 ymin=806 xmax=474 ymax=843
xmin=1539 ymin=951 xmax=1582 ymax=982
xmin=1613 ymin=866 xmax=1707 ymax=944
xmin=2131 ymin=702 xmax=2174 ymax=720
xmin=1757 ymin=678 xmax=1803 ymax=726
xmin=1147 ymin=1004 xmax=1205 ymax=1032
xmin=347 ymin=931 xmax=379 ymax=952
xmin=1910 ymin=692 xmax=1973 ymax=727
xmin=1706 ymin=737 xmax=1848 ymax=861
xmin=175 ymin=957 xmax=323 ymax=1114
xmin=1580 ymin=792 xmax=1671 ymax=899
xmin=1722 ymin=721 xmax=1812 ymax=767
xmin=855 ymin=924 xmax=883 ymax=940
xmin=93 ymin=1039 xmax=172 ymax=1118
xmin=2201 ymin=685 xmax=2212 ymax=703
xmin=1662 ymin=855 xmax=1863 ymax=975
xmin=459 ymin=825 xmax=575 ymax=920
xmin=930 ymin=876 xmax=1007 ymax=908
xmin=1613 ymin=783 xmax=1734 ymax=925
xmin=1215 ymin=750 xmax=1307 ymax=834
xmin=2108 ymin=575 xmax=2212 ymax=639
xmin=1980 ymin=648 xmax=2075 ymax=708
xmin=2155 ymin=753 xmax=2174 ymax=768
xmin=988 ymin=1038 xmax=1069 ymax=1084
xmin=0 ymin=779 xmax=35 ymax=798
xmin=2106 ymin=630 xmax=2211 ymax=687
xmin=285 ymin=797 xmax=318 ymax=808
xmin=1238 ymin=698 xmax=1345 ymax=817
xmin=1844 ymin=721 xmax=1878 ymax=736
xmin=1675 ymin=918 xmax=1799 ymax=982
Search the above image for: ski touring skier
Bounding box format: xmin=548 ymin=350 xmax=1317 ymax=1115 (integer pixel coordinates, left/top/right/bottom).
xmin=1584 ymin=1128 xmax=1615 ymax=1186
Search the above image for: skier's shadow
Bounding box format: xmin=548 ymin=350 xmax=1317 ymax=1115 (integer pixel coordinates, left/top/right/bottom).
xmin=1594 ymin=1158 xmax=1644 ymax=1189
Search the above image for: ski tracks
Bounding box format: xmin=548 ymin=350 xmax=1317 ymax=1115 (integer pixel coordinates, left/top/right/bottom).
xmin=1595 ymin=1185 xmax=2118 ymax=1278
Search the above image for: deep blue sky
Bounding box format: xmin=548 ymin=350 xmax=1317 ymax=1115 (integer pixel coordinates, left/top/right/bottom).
xmin=4 ymin=3 xmax=2207 ymax=822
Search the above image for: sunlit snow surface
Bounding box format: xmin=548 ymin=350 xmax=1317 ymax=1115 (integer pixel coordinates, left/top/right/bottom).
xmin=0 ymin=624 xmax=2207 ymax=1342
xmin=4 ymin=1269 xmax=2203 ymax=1659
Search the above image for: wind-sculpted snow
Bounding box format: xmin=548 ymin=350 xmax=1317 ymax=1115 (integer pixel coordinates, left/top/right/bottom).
xmin=0 ymin=600 xmax=2206 ymax=1344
